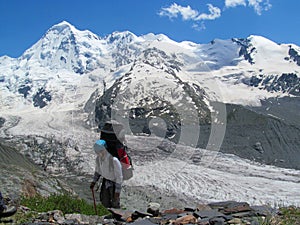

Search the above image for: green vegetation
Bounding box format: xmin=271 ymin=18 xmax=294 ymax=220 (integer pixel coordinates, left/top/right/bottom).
xmin=272 ymin=206 xmax=300 ymax=225
xmin=13 ymin=211 xmax=39 ymax=224
xmin=1 ymin=194 xmax=110 ymax=224
xmin=20 ymin=193 xmax=109 ymax=216
xmin=255 ymin=206 xmax=300 ymax=225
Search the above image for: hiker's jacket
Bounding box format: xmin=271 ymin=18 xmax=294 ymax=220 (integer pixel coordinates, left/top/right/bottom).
xmin=93 ymin=153 xmax=123 ymax=193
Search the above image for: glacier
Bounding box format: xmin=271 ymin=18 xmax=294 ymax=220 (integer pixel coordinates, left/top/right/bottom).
xmin=0 ymin=21 xmax=299 ymax=209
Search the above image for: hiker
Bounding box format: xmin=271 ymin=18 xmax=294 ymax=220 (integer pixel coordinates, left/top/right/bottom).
xmin=90 ymin=139 xmax=123 ymax=208
xmin=0 ymin=191 xmax=17 ymax=218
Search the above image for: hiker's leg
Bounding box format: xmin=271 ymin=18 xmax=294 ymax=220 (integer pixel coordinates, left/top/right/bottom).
xmin=100 ymin=180 xmax=111 ymax=208
xmin=107 ymin=186 xmax=118 ymax=208
xmin=111 ymin=184 xmax=120 ymax=208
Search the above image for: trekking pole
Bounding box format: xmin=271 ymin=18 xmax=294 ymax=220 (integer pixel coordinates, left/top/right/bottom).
xmin=91 ymin=188 xmax=98 ymax=215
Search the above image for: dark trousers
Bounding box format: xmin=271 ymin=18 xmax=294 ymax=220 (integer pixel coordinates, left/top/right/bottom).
xmin=100 ymin=179 xmax=120 ymax=208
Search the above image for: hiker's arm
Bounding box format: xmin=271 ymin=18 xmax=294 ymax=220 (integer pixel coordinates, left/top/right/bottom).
xmin=93 ymin=156 xmax=101 ymax=180
xmin=90 ymin=157 xmax=101 ymax=189
xmin=90 ymin=171 xmax=100 ymax=189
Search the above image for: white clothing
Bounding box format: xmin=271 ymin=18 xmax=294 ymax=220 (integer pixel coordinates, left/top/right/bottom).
xmin=94 ymin=153 xmax=123 ymax=185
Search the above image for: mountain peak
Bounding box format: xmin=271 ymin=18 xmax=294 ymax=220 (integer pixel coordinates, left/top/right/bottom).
xmin=48 ymin=20 xmax=76 ymax=34
xmin=247 ymin=35 xmax=280 ymax=48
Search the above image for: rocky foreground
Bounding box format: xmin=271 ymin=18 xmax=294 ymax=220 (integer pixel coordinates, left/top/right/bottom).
xmin=1 ymin=200 xmax=299 ymax=225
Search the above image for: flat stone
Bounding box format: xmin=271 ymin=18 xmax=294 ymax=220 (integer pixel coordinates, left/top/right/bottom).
xmin=162 ymin=208 xmax=185 ymax=214
xmin=198 ymin=223 xmax=210 ymax=225
xmin=196 ymin=204 xmax=212 ymax=211
xmin=227 ymin=218 xmax=243 ymax=224
xmin=209 ymin=217 xmax=225 ymax=225
xmin=222 ymin=202 xmax=252 ymax=214
xmin=251 ymin=205 xmax=277 ymax=216
xmin=197 ymin=217 xmax=210 ymax=224
xmin=64 ymin=220 xmax=79 ymax=225
xmin=64 ymin=213 xmax=93 ymax=224
xmin=172 ymin=214 xmax=197 ymax=225
xmin=130 ymin=218 xmax=158 ymax=225
xmin=208 ymin=201 xmax=237 ymax=210
xmin=230 ymin=211 xmax=257 ymax=218
xmin=132 ymin=211 xmax=153 ymax=220
xmin=193 ymin=209 xmax=225 ymax=219
xmin=161 ymin=213 xmax=180 ymax=221
xmin=148 ymin=217 xmax=163 ymax=224
xmin=108 ymin=208 xmax=133 ymax=221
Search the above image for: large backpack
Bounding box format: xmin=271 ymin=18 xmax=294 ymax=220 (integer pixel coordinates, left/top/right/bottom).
xmin=100 ymin=121 xmax=133 ymax=180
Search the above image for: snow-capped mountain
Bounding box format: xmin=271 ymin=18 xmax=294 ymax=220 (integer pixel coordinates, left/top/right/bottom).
xmin=1 ymin=21 xmax=299 ymax=111
xmin=1 ymin=21 xmax=300 ymax=208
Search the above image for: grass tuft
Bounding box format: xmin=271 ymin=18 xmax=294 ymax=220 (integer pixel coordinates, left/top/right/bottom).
xmin=20 ymin=193 xmax=109 ymax=216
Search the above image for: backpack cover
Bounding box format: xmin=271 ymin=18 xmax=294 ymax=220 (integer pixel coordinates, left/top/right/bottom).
xmin=100 ymin=121 xmax=133 ymax=180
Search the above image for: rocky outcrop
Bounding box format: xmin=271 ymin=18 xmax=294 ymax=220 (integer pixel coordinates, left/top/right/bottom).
xmin=0 ymin=140 xmax=75 ymax=199
xmin=7 ymin=200 xmax=280 ymax=225
xmin=32 ymin=87 xmax=52 ymax=108
xmin=232 ymin=38 xmax=255 ymax=64
xmin=245 ymin=73 xmax=300 ymax=96
xmin=219 ymin=103 xmax=300 ymax=170
xmin=288 ymin=45 xmax=300 ymax=66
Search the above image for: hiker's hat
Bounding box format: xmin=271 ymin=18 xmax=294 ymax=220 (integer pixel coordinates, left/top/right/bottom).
xmin=94 ymin=139 xmax=107 ymax=154
xmin=100 ymin=120 xmax=125 ymax=142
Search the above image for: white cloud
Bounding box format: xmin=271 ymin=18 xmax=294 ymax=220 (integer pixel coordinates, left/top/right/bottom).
xmin=225 ymin=0 xmax=246 ymax=8
xmin=192 ymin=22 xmax=206 ymax=31
xmin=195 ymin=4 xmax=221 ymax=20
xmin=248 ymin=0 xmax=272 ymax=15
xmin=159 ymin=3 xmax=221 ymax=21
xmin=225 ymin=0 xmax=272 ymax=15
xmin=158 ymin=3 xmax=198 ymax=20
xmin=158 ymin=1 xmax=272 ymax=31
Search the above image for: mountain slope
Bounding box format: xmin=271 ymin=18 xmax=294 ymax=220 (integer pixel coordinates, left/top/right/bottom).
xmin=0 ymin=140 xmax=72 ymax=198
xmin=90 ymin=48 xmax=211 ymax=140
xmin=0 ymin=21 xmax=300 ymax=208
xmin=221 ymin=103 xmax=300 ymax=169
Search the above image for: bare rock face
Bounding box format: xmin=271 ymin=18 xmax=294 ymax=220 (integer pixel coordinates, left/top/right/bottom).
xmin=0 ymin=141 xmax=71 ymax=199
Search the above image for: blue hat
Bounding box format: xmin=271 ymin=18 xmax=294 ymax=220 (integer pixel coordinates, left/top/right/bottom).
xmin=94 ymin=139 xmax=107 ymax=154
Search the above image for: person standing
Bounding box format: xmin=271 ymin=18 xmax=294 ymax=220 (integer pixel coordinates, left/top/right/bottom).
xmin=90 ymin=140 xmax=123 ymax=208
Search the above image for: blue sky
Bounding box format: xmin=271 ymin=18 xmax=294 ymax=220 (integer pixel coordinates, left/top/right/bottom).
xmin=0 ymin=0 xmax=299 ymax=57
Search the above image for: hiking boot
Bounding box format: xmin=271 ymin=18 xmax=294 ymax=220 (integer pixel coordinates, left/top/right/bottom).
xmin=0 ymin=206 xmax=17 ymax=218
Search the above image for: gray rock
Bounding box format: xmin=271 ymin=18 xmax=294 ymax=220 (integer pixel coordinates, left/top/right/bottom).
xmin=130 ymin=218 xmax=157 ymax=225
xmin=147 ymin=202 xmax=160 ymax=217
xmin=251 ymin=205 xmax=278 ymax=216
xmin=193 ymin=209 xmax=225 ymax=219
xmin=208 ymin=201 xmax=238 ymax=210
xmin=209 ymin=217 xmax=225 ymax=225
